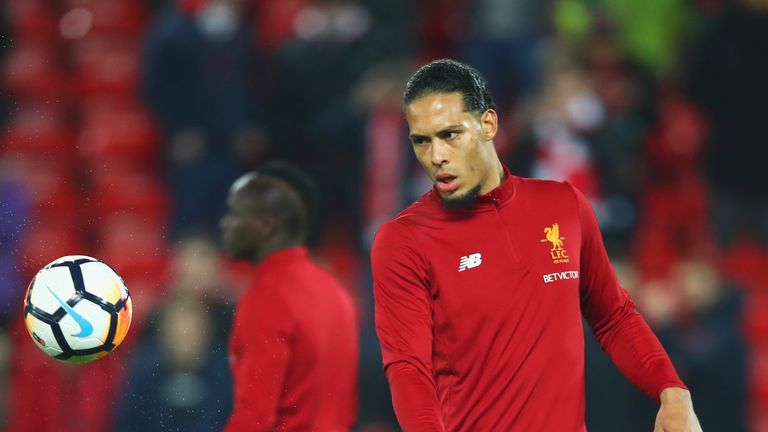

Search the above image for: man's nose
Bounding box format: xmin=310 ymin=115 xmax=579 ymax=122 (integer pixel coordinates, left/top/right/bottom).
xmin=431 ymin=140 xmax=449 ymax=166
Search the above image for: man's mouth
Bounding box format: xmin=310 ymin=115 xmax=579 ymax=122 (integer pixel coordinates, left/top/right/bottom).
xmin=435 ymin=173 xmax=458 ymax=193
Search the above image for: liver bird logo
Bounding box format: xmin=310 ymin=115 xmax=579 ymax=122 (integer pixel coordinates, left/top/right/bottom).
xmin=541 ymin=223 xmax=565 ymax=251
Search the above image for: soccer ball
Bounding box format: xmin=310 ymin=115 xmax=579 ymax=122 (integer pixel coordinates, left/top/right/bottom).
xmin=23 ymin=255 xmax=133 ymax=363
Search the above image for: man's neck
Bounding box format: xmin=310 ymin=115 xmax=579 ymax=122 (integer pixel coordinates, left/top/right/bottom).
xmin=254 ymin=239 xmax=302 ymax=265
xmin=479 ymin=158 xmax=505 ymax=195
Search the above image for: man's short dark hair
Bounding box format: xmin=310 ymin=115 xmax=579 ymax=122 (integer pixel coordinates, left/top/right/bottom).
xmin=248 ymin=161 xmax=319 ymax=243
xmin=403 ymin=59 xmax=496 ymax=114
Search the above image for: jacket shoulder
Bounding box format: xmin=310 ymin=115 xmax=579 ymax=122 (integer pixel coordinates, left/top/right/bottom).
xmin=514 ymin=175 xmax=574 ymax=194
xmin=511 ymin=175 xmax=581 ymax=204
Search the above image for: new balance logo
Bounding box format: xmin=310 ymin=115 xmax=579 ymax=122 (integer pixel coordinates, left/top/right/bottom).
xmin=458 ymin=253 xmax=482 ymax=272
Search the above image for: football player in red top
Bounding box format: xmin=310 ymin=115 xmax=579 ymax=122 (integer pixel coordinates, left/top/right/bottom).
xmin=221 ymin=162 xmax=358 ymax=431
xmin=371 ymin=60 xmax=701 ymax=432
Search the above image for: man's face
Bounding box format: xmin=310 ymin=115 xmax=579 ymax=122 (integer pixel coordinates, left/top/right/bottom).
xmin=219 ymin=184 xmax=264 ymax=261
xmin=405 ymin=92 xmax=499 ymax=207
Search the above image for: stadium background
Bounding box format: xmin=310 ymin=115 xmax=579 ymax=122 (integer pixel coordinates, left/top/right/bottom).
xmin=0 ymin=0 xmax=766 ymax=430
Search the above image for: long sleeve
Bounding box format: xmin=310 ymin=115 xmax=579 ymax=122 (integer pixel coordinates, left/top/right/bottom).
xmin=371 ymin=221 xmax=445 ymax=432
xmin=572 ymin=185 xmax=686 ymax=403
xmin=225 ymin=290 xmax=292 ymax=432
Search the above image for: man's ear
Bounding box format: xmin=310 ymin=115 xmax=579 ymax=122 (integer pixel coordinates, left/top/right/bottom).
xmin=253 ymin=217 xmax=279 ymax=238
xmin=480 ymin=109 xmax=498 ymax=141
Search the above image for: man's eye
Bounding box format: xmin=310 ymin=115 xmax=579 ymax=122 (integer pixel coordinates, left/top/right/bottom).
xmin=444 ymin=131 xmax=459 ymax=140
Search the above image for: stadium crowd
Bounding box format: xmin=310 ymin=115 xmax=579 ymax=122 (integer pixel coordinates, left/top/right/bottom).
xmin=0 ymin=0 xmax=766 ymax=430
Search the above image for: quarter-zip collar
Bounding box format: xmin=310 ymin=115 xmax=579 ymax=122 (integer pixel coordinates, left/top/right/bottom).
xmin=430 ymin=165 xmax=517 ymax=212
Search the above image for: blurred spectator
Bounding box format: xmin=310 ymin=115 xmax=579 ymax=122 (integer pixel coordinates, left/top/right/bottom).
xmin=633 ymin=89 xmax=713 ymax=271
xmin=598 ymin=0 xmax=692 ymax=76
xmin=586 ymin=257 xmax=748 ymax=431
xmin=270 ymin=0 xmax=394 ymax=242
xmin=116 ymin=232 xmax=234 ymax=432
xmin=583 ymin=32 xmax=656 ymax=253
xmin=351 ymin=59 xmax=415 ymax=245
xmin=141 ymin=0 xmax=268 ymax=238
xmin=584 ymin=259 xmax=658 ymax=431
xmin=642 ymin=91 xmax=707 ymax=188
xmin=686 ymin=0 xmax=768 ymax=248
xmin=638 ymin=258 xmax=748 ymax=431
xmin=510 ymin=33 xmax=660 ymax=254
xmin=360 ymin=0 xmax=414 ymax=57
xmin=553 ymin=0 xmax=693 ymax=77
xmin=352 ymin=59 xmax=419 ymax=430
xmin=462 ymin=0 xmax=550 ymax=110
xmin=508 ymin=60 xmax=603 ymax=202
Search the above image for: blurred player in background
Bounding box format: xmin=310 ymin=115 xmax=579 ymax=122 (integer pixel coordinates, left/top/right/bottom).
xmin=220 ymin=161 xmax=358 ymax=431
xmin=371 ymin=59 xmax=702 ymax=431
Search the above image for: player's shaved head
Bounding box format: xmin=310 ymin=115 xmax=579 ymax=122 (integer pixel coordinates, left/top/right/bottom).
xmin=231 ymin=162 xmax=317 ymax=243
xmin=233 ymin=176 xmax=306 ymax=242
xmin=221 ymin=161 xmax=318 ymax=262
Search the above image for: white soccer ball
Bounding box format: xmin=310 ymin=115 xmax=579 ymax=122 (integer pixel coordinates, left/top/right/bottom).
xmin=23 ymin=255 xmax=133 ymax=363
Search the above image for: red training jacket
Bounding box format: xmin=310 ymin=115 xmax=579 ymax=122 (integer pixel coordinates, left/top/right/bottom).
xmin=226 ymin=246 xmax=358 ymax=431
xmin=371 ymin=168 xmax=685 ymax=431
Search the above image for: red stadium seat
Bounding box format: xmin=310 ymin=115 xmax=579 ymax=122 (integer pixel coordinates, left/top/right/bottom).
xmin=70 ymin=36 xmax=139 ymax=97
xmin=313 ymin=224 xmax=363 ymax=307
xmin=1 ymin=43 xmax=70 ymax=100
xmin=643 ymin=94 xmax=708 ymax=176
xmin=718 ymin=243 xmax=768 ymax=298
xmin=5 ymin=0 xmax=60 ymax=44
xmin=94 ymin=213 xmax=169 ymax=311
xmin=751 ymin=345 xmax=768 ymax=401
xmin=87 ymin=168 xmax=169 ymax=221
xmin=78 ymin=102 xmax=159 ymax=167
xmin=252 ymin=0 xmax=307 ymax=51
xmin=7 ymin=318 xmax=131 ymax=432
xmin=631 ymin=228 xmax=678 ymax=280
xmin=744 ymin=291 xmax=768 ymax=342
xmin=6 ymin=319 xmax=69 ymax=432
xmin=636 ymin=176 xmax=713 ymax=259
xmin=1 ymin=108 xmax=77 ymax=162
xmin=64 ymin=0 xmax=149 ymax=36
xmin=18 ymin=160 xmax=80 ymax=226
xmin=18 ymin=222 xmax=87 ymax=279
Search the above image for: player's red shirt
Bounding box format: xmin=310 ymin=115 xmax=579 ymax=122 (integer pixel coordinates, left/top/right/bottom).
xmin=371 ymin=168 xmax=686 ymax=431
xmin=226 ymin=246 xmax=358 ymax=431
